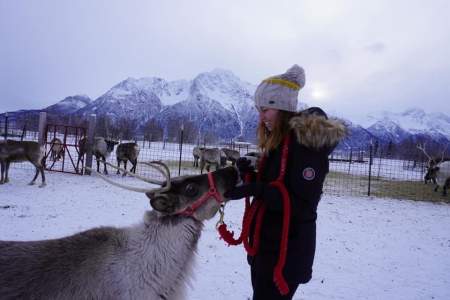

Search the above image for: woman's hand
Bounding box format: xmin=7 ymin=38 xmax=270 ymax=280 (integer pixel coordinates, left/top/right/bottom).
xmin=236 ymin=157 xmax=255 ymax=181
xmin=224 ymin=182 xmax=263 ymax=200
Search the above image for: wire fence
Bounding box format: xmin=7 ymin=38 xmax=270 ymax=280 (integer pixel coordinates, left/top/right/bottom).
xmin=2 ymin=114 xmax=449 ymax=203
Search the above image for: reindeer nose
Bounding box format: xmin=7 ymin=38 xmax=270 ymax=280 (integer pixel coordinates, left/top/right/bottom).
xmin=145 ymin=191 xmax=155 ymax=199
xmin=150 ymin=196 xmax=175 ymax=213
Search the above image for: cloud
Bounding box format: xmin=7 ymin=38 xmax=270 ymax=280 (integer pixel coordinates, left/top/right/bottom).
xmin=0 ymin=0 xmax=449 ymax=122
xmin=364 ymin=42 xmax=386 ymax=54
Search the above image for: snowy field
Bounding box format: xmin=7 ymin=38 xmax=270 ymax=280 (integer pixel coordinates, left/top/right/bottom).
xmin=1 ymin=169 xmax=449 ymax=299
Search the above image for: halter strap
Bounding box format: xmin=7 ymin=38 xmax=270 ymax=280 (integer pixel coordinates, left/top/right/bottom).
xmin=178 ymin=172 xmax=223 ymax=216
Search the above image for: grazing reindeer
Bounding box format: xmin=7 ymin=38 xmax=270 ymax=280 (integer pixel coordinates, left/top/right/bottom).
xmin=192 ymin=146 xmax=205 ymax=168
xmin=199 ymin=148 xmax=222 ymax=174
xmin=243 ymin=151 xmax=262 ymax=170
xmin=49 ymin=137 xmax=64 ymax=162
xmin=116 ymin=142 xmax=140 ymax=176
xmin=0 ymin=162 xmax=239 ymax=299
xmin=0 ymin=140 xmax=46 ymax=187
xmin=417 ymin=143 xmax=450 ymax=196
xmin=221 ymin=147 xmax=240 ymax=166
xmin=76 ymin=137 xmax=118 ymax=174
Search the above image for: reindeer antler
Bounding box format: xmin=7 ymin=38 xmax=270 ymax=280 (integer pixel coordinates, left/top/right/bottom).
xmin=87 ymin=160 xmax=171 ymax=194
xmin=439 ymin=143 xmax=449 ymax=164
xmin=417 ymin=143 xmax=432 ymax=162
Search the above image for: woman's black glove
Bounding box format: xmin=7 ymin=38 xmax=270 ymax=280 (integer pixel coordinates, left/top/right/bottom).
xmin=224 ymin=182 xmax=263 ymax=200
xmin=236 ymin=157 xmax=255 ymax=181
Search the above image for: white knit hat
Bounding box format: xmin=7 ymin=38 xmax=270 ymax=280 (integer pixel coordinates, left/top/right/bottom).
xmin=254 ymin=64 xmax=305 ymax=112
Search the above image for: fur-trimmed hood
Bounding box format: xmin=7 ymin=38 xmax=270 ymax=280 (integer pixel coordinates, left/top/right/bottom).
xmin=289 ymin=113 xmax=347 ymax=150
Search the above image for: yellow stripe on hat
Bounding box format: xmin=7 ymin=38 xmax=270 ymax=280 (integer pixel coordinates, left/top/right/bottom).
xmin=262 ymin=78 xmax=300 ymax=90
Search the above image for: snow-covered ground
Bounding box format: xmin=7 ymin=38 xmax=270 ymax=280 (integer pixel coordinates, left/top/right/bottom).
xmin=1 ymin=169 xmax=449 ymax=300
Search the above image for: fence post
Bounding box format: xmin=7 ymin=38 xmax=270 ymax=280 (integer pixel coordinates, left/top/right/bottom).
xmin=368 ymin=144 xmax=373 ymax=196
xmin=85 ymin=114 xmax=96 ymax=175
xmin=347 ymin=147 xmax=353 ymax=174
xmin=178 ymin=124 xmax=184 ymax=176
xmin=38 ymin=112 xmax=47 ymax=145
xmin=3 ymin=112 xmax=8 ymax=140
xmin=21 ymin=123 xmax=27 ymax=141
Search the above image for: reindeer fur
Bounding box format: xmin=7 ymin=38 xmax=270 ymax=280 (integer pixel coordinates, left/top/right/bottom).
xmin=0 ymin=212 xmax=201 ymax=299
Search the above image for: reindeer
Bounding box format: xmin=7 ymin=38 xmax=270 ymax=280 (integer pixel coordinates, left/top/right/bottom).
xmin=243 ymin=151 xmax=262 ymax=170
xmin=417 ymin=143 xmax=450 ymax=196
xmin=0 ymin=140 xmax=46 ymax=187
xmin=76 ymin=137 xmax=118 ymax=174
xmin=192 ymin=146 xmax=205 ymax=168
xmin=221 ymin=147 xmax=240 ymax=166
xmin=49 ymin=137 xmax=64 ymax=162
xmin=0 ymin=162 xmax=239 ymax=299
xmin=199 ymin=148 xmax=222 ymax=174
xmin=116 ymin=142 xmax=140 ymax=176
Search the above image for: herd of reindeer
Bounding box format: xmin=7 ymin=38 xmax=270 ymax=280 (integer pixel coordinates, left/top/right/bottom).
xmin=0 ymin=137 xmax=448 ymax=195
xmin=0 ymin=136 xmax=262 ymax=187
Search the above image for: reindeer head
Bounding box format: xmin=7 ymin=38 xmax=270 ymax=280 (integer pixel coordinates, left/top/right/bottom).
xmin=90 ymin=161 xmax=239 ymax=221
xmin=417 ymin=143 xmax=449 ymax=182
xmin=105 ymin=139 xmax=119 ymax=153
xmin=147 ymin=166 xmax=238 ymax=220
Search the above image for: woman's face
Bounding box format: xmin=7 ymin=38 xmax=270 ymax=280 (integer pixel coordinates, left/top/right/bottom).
xmin=258 ymin=107 xmax=279 ymax=131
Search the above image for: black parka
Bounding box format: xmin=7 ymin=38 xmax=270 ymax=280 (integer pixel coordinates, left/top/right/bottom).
xmin=248 ymin=109 xmax=346 ymax=284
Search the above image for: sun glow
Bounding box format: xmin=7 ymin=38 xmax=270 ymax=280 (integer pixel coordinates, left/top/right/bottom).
xmin=310 ymin=83 xmax=329 ymax=100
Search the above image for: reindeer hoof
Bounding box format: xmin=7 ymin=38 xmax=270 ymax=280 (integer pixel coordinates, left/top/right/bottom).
xmin=28 ymin=181 xmax=35 ymax=186
xmin=39 ymin=183 xmax=47 ymax=188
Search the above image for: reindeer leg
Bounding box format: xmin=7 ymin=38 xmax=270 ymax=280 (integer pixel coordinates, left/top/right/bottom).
xmin=96 ymin=156 xmax=101 ymax=173
xmin=200 ymin=160 xmax=204 ymax=174
xmin=0 ymin=161 xmax=4 ymax=184
xmin=103 ymin=156 xmax=108 ymax=175
xmin=122 ymin=161 xmax=128 ymax=177
xmin=76 ymin=157 xmax=80 ymax=173
xmin=131 ymin=159 xmax=137 ymax=173
xmin=4 ymin=161 xmax=10 ymax=183
xmin=443 ymin=179 xmax=449 ymax=196
xmin=434 ymin=185 xmax=439 ymax=192
xmin=29 ymin=161 xmax=40 ymax=186
xmin=117 ymin=159 xmax=121 ymax=175
xmin=38 ymin=165 xmax=46 ymax=188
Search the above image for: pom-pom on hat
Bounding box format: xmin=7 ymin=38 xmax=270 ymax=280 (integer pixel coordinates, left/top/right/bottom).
xmin=254 ymin=64 xmax=305 ymax=112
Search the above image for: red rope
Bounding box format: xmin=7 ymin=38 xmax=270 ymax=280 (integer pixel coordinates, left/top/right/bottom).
xmin=217 ymin=135 xmax=292 ymax=295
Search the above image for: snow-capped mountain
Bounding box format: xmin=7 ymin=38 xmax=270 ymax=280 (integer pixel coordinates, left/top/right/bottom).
xmin=45 ymin=95 xmax=91 ymax=114
xmin=77 ymin=77 xmax=164 ymax=126
xmin=76 ymin=69 xmax=258 ymax=141
xmin=3 ymin=70 xmax=449 ymax=147
xmin=363 ymin=108 xmax=450 ymax=143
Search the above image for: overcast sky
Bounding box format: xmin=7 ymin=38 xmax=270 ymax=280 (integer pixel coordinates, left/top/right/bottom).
xmin=1 ymin=0 xmax=449 ymax=122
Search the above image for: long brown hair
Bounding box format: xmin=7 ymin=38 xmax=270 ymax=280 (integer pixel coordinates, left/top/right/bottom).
xmin=257 ymin=110 xmax=295 ymax=153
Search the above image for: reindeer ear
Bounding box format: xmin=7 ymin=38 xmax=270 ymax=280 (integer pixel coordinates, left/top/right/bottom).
xmin=150 ymin=196 xmax=175 ymax=213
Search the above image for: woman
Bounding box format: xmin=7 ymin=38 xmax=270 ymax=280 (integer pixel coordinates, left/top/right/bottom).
xmin=224 ymin=65 xmax=347 ymax=300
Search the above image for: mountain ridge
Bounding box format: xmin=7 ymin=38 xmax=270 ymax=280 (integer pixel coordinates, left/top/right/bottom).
xmin=2 ymin=70 xmax=449 ymax=146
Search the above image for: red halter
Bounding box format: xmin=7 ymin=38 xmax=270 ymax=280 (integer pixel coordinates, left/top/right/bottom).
xmin=178 ymin=172 xmax=224 ymax=216
xmin=217 ymin=134 xmax=292 ymax=295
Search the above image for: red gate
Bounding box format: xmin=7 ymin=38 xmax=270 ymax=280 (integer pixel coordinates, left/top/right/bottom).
xmin=44 ymin=124 xmax=87 ymax=174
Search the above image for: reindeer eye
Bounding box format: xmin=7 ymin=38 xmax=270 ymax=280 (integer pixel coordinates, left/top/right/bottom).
xmin=185 ymin=183 xmax=199 ymax=197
